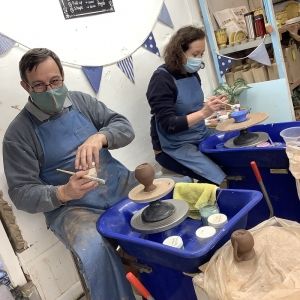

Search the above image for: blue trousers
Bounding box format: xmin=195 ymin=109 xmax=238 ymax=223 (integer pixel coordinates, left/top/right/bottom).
xmin=48 ymin=206 xmax=135 ymax=300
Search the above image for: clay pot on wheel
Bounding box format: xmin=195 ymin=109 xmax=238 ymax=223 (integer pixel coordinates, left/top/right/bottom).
xmin=231 ymin=229 xmax=255 ymax=262
xmin=134 ymin=163 xmax=156 ymax=192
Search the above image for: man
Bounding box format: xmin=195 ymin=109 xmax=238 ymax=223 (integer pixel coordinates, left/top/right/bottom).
xmin=3 ymin=48 xmax=137 ymax=300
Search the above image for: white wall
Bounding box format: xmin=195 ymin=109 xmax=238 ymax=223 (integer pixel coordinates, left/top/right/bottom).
xmin=0 ymin=1 xmax=216 ymax=299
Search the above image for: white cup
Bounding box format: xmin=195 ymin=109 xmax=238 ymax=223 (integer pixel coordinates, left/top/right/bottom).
xmin=207 ymin=213 xmax=228 ymax=229
xmin=195 ymin=226 xmax=216 ymax=241
xmin=163 ymin=236 xmax=184 ymax=249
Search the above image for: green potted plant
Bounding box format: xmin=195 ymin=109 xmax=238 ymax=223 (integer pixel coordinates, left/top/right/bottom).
xmin=213 ymin=78 xmax=251 ymax=105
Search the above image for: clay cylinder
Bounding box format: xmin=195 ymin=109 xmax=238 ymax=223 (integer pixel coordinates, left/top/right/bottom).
xmin=231 ymin=229 xmax=255 ymax=262
xmin=134 ymin=163 xmax=156 ymax=192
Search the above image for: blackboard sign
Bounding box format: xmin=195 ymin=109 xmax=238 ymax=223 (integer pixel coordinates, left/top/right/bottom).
xmin=59 ymin=0 xmax=114 ymax=19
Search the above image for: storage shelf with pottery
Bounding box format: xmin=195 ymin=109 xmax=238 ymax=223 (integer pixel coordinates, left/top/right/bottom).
xmin=219 ymin=35 xmax=272 ymax=55
xmin=199 ymin=0 xmax=296 ymax=122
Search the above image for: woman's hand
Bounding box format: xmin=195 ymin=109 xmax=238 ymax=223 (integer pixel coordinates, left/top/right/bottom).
xmin=186 ymin=95 xmax=227 ymax=127
xmin=57 ymin=170 xmax=99 ymax=203
xmin=75 ymin=133 xmax=108 ymax=170
xmin=201 ymin=95 xmax=228 ymax=119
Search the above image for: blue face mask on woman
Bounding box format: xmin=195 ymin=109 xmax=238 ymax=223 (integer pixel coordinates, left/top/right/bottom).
xmin=183 ymin=56 xmax=205 ymax=73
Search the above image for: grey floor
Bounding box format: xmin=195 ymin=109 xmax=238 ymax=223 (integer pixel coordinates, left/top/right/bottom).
xmin=77 ymin=289 xmax=142 ymax=300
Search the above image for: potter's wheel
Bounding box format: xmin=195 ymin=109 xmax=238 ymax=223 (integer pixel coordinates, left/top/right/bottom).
xmin=128 ymin=163 xmax=189 ymax=233
xmin=224 ymin=130 xmax=269 ymax=148
xmin=216 ymin=112 xmax=269 ymax=148
xmin=128 ymin=178 xmax=174 ymax=203
xmin=130 ymin=199 xmax=189 ymax=234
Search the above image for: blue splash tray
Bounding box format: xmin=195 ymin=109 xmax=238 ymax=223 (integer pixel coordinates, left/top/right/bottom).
xmin=97 ymin=189 xmax=262 ymax=272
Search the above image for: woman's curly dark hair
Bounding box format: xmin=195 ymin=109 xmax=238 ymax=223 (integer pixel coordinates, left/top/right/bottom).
xmin=164 ymin=26 xmax=205 ymax=73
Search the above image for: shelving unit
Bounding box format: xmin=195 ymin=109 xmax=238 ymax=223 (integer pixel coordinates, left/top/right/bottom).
xmin=198 ymin=0 xmax=296 ymax=123
xmin=219 ymin=35 xmax=272 ymax=55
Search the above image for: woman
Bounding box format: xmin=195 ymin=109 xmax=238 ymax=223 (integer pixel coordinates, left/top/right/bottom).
xmin=146 ymin=26 xmax=226 ymax=185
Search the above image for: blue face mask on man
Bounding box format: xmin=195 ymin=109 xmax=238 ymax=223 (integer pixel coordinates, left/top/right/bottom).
xmin=183 ymin=56 xmax=205 ymax=73
xmin=30 ymin=84 xmax=68 ymax=115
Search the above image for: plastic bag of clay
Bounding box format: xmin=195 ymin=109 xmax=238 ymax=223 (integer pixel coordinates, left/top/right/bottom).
xmin=193 ymin=217 xmax=300 ymax=300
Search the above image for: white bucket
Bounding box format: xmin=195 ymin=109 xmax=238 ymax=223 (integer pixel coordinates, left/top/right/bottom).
xmin=280 ymin=127 xmax=300 ymax=146
xmin=280 ymin=127 xmax=300 ymax=200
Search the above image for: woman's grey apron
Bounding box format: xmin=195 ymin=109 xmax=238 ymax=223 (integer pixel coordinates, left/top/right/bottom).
xmin=155 ymin=68 xmax=225 ymax=184
xmin=29 ymin=103 xmax=136 ymax=300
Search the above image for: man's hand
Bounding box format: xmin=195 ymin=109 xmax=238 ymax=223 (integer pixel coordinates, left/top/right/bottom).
xmin=201 ymin=95 xmax=228 ymax=118
xmin=57 ymin=170 xmax=99 ymax=203
xmin=75 ymin=133 xmax=107 ymax=170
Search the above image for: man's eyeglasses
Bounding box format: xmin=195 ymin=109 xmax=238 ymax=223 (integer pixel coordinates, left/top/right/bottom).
xmin=26 ymin=79 xmax=64 ymax=93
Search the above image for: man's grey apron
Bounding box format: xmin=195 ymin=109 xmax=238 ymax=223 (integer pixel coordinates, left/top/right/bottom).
xmin=31 ymin=103 xmax=136 ymax=300
xmin=155 ymin=68 xmax=225 ymax=184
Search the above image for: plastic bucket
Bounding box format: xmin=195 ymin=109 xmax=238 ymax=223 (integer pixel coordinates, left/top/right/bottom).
xmin=280 ymin=127 xmax=300 ymax=200
xmin=280 ymin=127 xmax=300 ymax=145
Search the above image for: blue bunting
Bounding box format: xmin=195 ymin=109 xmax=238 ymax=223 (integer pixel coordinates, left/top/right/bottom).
xmin=117 ymin=56 xmax=134 ymax=83
xmin=217 ymin=55 xmax=233 ymax=76
xmin=0 ymin=33 xmax=15 ymax=55
xmin=158 ymin=3 xmax=174 ymax=28
xmin=143 ymin=32 xmax=160 ymax=57
xmin=82 ymin=66 xmax=103 ymax=94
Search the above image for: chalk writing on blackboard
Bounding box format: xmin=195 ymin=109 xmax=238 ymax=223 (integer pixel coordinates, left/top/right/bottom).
xmin=59 ymin=0 xmax=114 ymax=20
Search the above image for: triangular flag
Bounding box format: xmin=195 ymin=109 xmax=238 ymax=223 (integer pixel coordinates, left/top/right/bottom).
xmin=142 ymin=32 xmax=160 ymax=57
xmin=82 ymin=66 xmax=103 ymax=94
xmin=0 ymin=33 xmax=15 ymax=55
xmin=158 ymin=3 xmax=174 ymax=28
xmin=247 ymin=41 xmax=271 ymax=66
xmin=217 ymin=54 xmax=233 ymax=76
xmin=117 ymin=56 xmax=135 ymax=83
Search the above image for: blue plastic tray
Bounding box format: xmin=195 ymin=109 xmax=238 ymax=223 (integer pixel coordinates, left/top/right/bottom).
xmin=200 ymin=123 xmax=292 ymax=168
xmin=97 ymin=189 xmax=262 ymax=272
xmin=200 ymin=121 xmax=300 ymax=226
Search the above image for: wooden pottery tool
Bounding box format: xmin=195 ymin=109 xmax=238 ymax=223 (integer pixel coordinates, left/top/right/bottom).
xmin=56 ymin=169 xmax=106 ymax=185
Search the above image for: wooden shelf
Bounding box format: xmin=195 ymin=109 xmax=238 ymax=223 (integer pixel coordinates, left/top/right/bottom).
xmin=219 ymin=35 xmax=272 ymax=55
xmin=290 ymin=78 xmax=300 ymax=90
xmin=272 ymin=0 xmax=289 ymax=4
xmin=278 ymin=21 xmax=300 ymax=34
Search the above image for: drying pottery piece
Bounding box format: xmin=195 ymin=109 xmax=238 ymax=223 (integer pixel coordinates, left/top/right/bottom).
xmin=87 ymin=162 xmax=97 ymax=178
xmin=215 ymin=28 xmax=228 ymax=48
xmin=231 ymin=229 xmax=255 ymax=262
xmin=129 ymin=163 xmax=175 ymax=203
xmin=230 ymin=109 xmax=250 ymax=123
xmin=135 ymin=163 xmax=156 ymax=192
